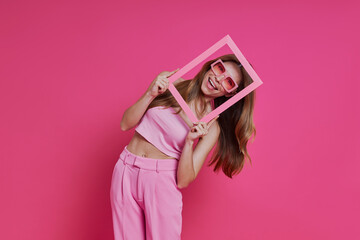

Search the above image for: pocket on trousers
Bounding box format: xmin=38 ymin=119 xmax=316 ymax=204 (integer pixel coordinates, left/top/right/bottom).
xmin=159 ymin=171 xmax=183 ymax=212
xmin=168 ymin=171 xmax=183 ymax=200
xmin=110 ymin=160 xmax=126 ymax=204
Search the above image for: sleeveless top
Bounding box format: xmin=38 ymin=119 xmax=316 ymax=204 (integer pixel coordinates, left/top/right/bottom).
xmin=135 ymin=106 xmax=191 ymax=160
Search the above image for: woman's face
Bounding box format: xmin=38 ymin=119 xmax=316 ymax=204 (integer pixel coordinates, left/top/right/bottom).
xmin=200 ymin=61 xmax=242 ymax=99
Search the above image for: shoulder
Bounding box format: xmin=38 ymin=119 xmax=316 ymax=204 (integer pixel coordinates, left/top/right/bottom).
xmin=200 ymin=119 xmax=220 ymax=143
xmin=209 ymin=120 xmax=220 ymax=136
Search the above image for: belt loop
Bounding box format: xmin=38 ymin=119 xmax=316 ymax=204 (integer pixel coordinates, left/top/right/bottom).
xmin=156 ymin=160 xmax=159 ymax=173
xmin=133 ymin=155 xmax=137 ymax=166
xmin=124 ymin=152 xmax=131 ymax=165
xmin=122 ymin=153 xmax=127 ymax=165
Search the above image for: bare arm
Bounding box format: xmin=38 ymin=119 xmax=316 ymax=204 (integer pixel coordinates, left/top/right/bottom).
xmin=176 ymin=138 xmax=195 ymax=188
xmin=120 ymin=91 xmax=155 ymax=131
xmin=177 ymin=118 xmax=220 ymax=188
xmin=120 ymin=68 xmax=180 ymax=131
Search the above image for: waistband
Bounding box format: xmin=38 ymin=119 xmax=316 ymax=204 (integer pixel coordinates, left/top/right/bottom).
xmin=119 ymin=145 xmax=178 ymax=172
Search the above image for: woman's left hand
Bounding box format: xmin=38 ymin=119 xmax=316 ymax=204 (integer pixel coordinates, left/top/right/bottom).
xmin=186 ymin=115 xmax=219 ymax=143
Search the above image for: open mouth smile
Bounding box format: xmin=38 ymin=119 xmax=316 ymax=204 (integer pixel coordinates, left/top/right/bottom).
xmin=208 ymin=77 xmax=218 ymax=90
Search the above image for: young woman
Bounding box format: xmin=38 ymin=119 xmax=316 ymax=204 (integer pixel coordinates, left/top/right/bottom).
xmin=110 ymin=54 xmax=256 ymax=240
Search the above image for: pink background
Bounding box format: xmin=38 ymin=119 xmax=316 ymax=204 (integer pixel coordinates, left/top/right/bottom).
xmin=1 ymin=0 xmax=359 ymax=239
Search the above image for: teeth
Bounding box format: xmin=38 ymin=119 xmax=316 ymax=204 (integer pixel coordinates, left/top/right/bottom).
xmin=209 ymin=78 xmax=216 ymax=89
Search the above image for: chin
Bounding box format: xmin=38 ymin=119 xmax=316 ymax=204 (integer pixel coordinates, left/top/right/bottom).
xmin=200 ymin=83 xmax=209 ymax=96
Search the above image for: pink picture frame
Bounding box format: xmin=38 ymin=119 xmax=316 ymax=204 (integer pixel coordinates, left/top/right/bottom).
xmin=167 ymin=34 xmax=263 ymax=124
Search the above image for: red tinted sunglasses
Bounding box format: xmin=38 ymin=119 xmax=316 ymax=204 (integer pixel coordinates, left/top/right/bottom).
xmin=210 ymin=59 xmax=240 ymax=93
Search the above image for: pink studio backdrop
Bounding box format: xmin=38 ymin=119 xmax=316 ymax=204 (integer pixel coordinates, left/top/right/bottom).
xmin=1 ymin=0 xmax=359 ymax=239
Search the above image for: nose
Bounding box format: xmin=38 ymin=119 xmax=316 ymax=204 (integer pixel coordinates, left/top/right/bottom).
xmin=215 ymin=75 xmax=225 ymax=82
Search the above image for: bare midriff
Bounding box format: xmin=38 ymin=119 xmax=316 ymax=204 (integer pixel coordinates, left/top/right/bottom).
xmin=126 ymin=131 xmax=177 ymax=159
xmin=126 ymin=104 xmax=212 ymax=160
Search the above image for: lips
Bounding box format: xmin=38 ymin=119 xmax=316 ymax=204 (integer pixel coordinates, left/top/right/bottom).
xmin=208 ymin=77 xmax=218 ymax=90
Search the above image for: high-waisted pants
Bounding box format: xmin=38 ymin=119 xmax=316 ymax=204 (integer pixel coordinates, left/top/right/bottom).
xmin=110 ymin=145 xmax=183 ymax=240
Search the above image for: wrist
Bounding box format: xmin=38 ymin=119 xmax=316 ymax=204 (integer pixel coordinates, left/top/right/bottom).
xmin=185 ymin=137 xmax=194 ymax=146
xmin=144 ymin=91 xmax=156 ymax=102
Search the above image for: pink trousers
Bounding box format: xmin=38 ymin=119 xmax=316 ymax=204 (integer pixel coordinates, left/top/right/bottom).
xmin=110 ymin=145 xmax=183 ymax=240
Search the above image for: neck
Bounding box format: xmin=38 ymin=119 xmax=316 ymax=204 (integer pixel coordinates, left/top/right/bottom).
xmin=190 ymin=97 xmax=214 ymax=114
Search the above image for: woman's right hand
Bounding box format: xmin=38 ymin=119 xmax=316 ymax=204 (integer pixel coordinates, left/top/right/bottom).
xmin=186 ymin=115 xmax=219 ymax=143
xmin=146 ymin=68 xmax=180 ymax=98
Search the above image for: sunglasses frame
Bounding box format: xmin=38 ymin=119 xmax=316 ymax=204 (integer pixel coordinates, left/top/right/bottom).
xmin=166 ymin=34 xmax=263 ymax=124
xmin=210 ymin=59 xmax=239 ymax=93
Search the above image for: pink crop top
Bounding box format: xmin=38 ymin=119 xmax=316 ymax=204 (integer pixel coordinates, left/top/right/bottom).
xmin=135 ymin=106 xmax=191 ymax=160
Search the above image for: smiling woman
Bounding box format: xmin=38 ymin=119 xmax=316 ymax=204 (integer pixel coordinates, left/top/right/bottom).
xmin=110 ymin=53 xmax=257 ymax=240
xmin=201 ymin=59 xmax=242 ymax=99
xmin=146 ymin=54 xmax=256 ymax=177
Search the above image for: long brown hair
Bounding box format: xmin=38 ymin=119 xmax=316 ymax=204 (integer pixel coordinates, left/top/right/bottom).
xmin=147 ymin=54 xmax=256 ymax=178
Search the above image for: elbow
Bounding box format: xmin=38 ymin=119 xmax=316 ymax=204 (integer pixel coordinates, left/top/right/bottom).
xmin=120 ymin=112 xmax=131 ymax=131
xmin=176 ymin=175 xmax=195 ymax=189
xmin=177 ymin=182 xmax=188 ymax=189
xmin=120 ymin=122 xmax=129 ymax=131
